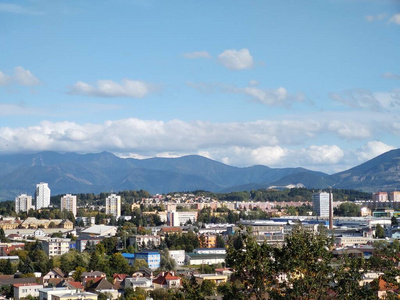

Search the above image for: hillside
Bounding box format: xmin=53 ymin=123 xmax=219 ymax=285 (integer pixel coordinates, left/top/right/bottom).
xmin=0 ymin=149 xmax=399 ymax=200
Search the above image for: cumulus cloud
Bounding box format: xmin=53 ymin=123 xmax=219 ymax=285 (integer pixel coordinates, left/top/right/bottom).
xmin=330 ymin=89 xmax=400 ymax=111
xmin=69 ymin=79 xmax=156 ymax=98
xmin=355 ymin=141 xmax=395 ymax=162
xmin=365 ymin=13 xmax=386 ymax=22
xmin=183 ymin=51 xmax=211 ymax=59
xmin=389 ymin=14 xmax=400 ymax=25
xmin=383 ymin=72 xmax=400 ymax=80
xmin=0 ymin=67 xmax=40 ymax=86
xmin=218 ymin=48 xmax=254 ymax=70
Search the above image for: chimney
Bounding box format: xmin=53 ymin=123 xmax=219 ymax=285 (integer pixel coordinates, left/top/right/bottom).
xmin=329 ymin=190 xmax=333 ymax=230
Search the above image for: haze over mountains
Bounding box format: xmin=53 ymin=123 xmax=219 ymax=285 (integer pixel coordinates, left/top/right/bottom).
xmin=0 ymin=149 xmax=399 ymax=201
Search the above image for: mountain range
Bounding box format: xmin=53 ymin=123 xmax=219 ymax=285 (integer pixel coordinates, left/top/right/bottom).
xmin=0 ymin=149 xmax=399 ymax=201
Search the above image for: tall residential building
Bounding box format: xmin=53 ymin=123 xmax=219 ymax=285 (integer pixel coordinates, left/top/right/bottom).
xmin=105 ymin=194 xmax=121 ymax=218
xmin=312 ymin=192 xmax=332 ymax=217
xmin=372 ymin=192 xmax=388 ymax=202
xmin=389 ymin=191 xmax=400 ymax=202
xmin=15 ymin=194 xmax=32 ymax=214
xmin=61 ymin=194 xmax=77 ymax=217
xmin=35 ymin=182 xmax=51 ymax=210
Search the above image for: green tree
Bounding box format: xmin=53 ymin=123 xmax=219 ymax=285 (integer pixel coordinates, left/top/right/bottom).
xmin=273 ymin=225 xmax=333 ymax=299
xmin=201 ymin=280 xmax=217 ymax=296
xmin=109 ymin=253 xmax=130 ymax=275
xmin=391 ymin=216 xmax=398 ymax=227
xmin=216 ymin=234 xmax=225 ymax=248
xmin=159 ymin=249 xmax=176 ymax=271
xmin=73 ymin=266 xmax=87 ymax=281
xmin=375 ymin=224 xmax=385 ymax=238
xmin=225 ymin=226 xmax=276 ymax=300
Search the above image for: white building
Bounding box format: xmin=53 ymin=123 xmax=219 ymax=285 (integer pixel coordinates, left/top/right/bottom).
xmin=167 ymin=211 xmax=198 ymax=226
xmin=372 ymin=192 xmax=388 ymax=202
xmin=312 ymin=192 xmax=332 ymax=217
xmin=106 ymin=194 xmax=121 ymax=218
xmin=60 ymin=194 xmax=77 ymax=217
xmin=389 ymin=191 xmax=400 ymax=202
xmin=42 ymin=238 xmax=71 ymax=257
xmin=36 ymin=182 xmax=51 ymax=210
xmin=15 ymin=194 xmax=32 ymax=214
xmin=169 ymin=250 xmax=185 ymax=266
xmin=14 ymin=283 xmax=43 ymax=300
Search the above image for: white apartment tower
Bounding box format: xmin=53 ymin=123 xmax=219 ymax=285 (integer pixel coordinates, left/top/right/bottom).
xmin=106 ymin=193 xmax=121 ymax=218
xmin=35 ymin=182 xmax=51 ymax=210
xmin=15 ymin=194 xmax=32 ymax=214
xmin=61 ymin=194 xmax=77 ymax=217
xmin=312 ymin=191 xmax=333 ymax=217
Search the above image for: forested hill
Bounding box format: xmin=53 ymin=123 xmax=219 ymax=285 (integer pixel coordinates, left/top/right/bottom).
xmin=0 ymin=149 xmax=399 ymax=200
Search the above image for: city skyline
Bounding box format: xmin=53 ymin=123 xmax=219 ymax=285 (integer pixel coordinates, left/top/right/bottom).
xmin=0 ymin=0 xmax=399 ymax=174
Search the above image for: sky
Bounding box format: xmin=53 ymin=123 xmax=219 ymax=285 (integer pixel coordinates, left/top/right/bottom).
xmin=0 ymin=0 xmax=399 ymax=174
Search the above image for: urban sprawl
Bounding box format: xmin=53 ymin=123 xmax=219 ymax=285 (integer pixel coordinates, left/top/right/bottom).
xmin=2 ymin=183 xmax=400 ymax=299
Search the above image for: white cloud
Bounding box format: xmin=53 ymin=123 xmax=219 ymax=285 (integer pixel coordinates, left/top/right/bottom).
xmin=330 ymin=89 xmax=400 ymax=111
xmin=382 ymin=72 xmax=400 ymax=80
xmin=13 ymin=66 xmax=40 ymax=86
xmin=389 ymin=14 xmax=400 ymax=25
xmin=183 ymin=51 xmax=211 ymax=59
xmin=218 ymin=48 xmax=254 ymax=70
xmin=365 ymin=13 xmax=386 ymax=22
xmin=355 ymin=141 xmax=395 ymax=162
xmin=188 ymin=81 xmax=306 ymax=106
xmin=0 ymin=114 xmax=398 ymax=173
xmin=70 ymin=79 xmax=156 ymax=98
xmin=328 ymin=120 xmax=371 ymax=139
xmin=0 ymin=3 xmax=44 ymax=15
xmin=0 ymin=67 xmax=40 ymax=86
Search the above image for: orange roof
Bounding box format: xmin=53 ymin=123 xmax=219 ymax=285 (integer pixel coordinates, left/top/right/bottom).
xmin=153 ymin=272 xmax=181 ymax=285
xmin=68 ymin=281 xmax=84 ymax=289
xmin=14 ymin=283 xmax=42 ymax=287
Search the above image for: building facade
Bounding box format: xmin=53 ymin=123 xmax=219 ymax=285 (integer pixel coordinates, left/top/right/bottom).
xmin=389 ymin=191 xmax=400 ymax=202
xmin=42 ymin=238 xmax=71 ymax=257
xmin=60 ymin=194 xmax=77 ymax=217
xmin=105 ymin=194 xmax=121 ymax=218
xmin=372 ymin=192 xmax=389 ymax=202
xmin=312 ymin=192 xmax=332 ymax=217
xmin=15 ymin=194 xmax=32 ymax=214
xmin=36 ymin=182 xmax=51 ymax=210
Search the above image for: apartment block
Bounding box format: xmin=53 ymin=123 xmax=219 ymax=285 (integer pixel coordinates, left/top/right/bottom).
xmin=36 ymin=182 xmax=51 ymax=210
xmin=105 ymin=194 xmax=121 ymax=218
xmin=15 ymin=194 xmax=32 ymax=214
xmin=60 ymin=194 xmax=77 ymax=217
xmin=42 ymin=238 xmax=71 ymax=257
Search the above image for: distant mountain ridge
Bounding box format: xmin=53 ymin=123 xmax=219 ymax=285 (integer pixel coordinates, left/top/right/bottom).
xmin=0 ymin=149 xmax=399 ymax=200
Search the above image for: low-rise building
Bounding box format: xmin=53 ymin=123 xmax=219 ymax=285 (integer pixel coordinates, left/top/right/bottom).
xmin=42 ymin=238 xmax=71 ymax=257
xmin=152 ymin=271 xmax=181 ymax=289
xmin=135 ymin=250 xmax=161 ymax=270
xmin=185 ymin=253 xmax=226 ymax=265
xmin=14 ymin=283 xmax=43 ymax=300
xmin=169 ymin=250 xmax=185 ymax=266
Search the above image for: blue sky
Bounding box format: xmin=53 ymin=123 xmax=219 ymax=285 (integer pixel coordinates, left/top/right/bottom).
xmin=0 ymin=0 xmax=399 ymax=173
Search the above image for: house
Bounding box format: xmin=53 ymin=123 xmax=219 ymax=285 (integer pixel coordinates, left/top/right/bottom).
xmin=86 ymin=277 xmax=119 ymax=299
xmin=13 ymin=283 xmax=43 ymax=300
xmin=124 ymin=277 xmax=153 ymax=290
xmin=43 ymin=268 xmax=66 ymax=287
xmin=58 ymin=220 xmax=74 ymax=230
xmin=81 ymin=271 xmax=106 ymax=286
xmin=113 ymin=273 xmax=128 ymax=290
xmin=0 ymin=243 xmax=25 ymax=256
xmin=152 ymin=272 xmax=181 ymax=289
